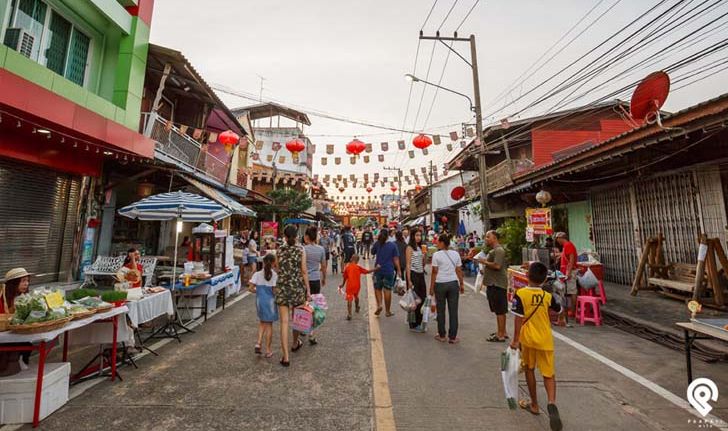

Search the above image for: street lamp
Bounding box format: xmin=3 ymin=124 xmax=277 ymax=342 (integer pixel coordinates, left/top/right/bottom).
xmin=404 ymin=74 xmax=475 ymax=111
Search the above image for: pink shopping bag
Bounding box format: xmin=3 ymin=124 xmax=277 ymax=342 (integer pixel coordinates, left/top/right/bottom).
xmin=292 ymin=304 xmax=314 ymax=334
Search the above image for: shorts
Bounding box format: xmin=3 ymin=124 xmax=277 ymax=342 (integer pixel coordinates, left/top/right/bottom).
xmin=247 ymin=256 xmax=258 ymax=265
xmin=565 ymin=276 xmax=578 ymax=295
xmin=325 ymin=251 xmax=331 ymax=261
xmin=486 ymin=285 xmax=508 ymax=315
xmin=309 ymin=280 xmax=321 ymax=295
xmin=346 ymin=284 xmax=361 ymax=301
xmin=521 ymin=346 xmax=555 ymax=378
xmin=374 ymin=272 xmax=396 ymax=291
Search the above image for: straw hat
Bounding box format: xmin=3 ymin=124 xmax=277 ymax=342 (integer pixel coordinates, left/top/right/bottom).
xmin=1 ymin=268 xmax=33 ymax=283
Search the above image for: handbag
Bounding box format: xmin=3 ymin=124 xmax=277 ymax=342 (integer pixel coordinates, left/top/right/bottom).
xmin=292 ymin=304 xmax=314 ymax=334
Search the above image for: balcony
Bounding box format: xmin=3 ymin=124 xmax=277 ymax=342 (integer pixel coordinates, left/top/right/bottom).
xmin=143 ymin=112 xmax=230 ymax=184
xmin=465 ymin=158 xmax=534 ymax=195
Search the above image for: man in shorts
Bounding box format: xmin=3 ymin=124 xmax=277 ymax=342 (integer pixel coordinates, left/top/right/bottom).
xmin=320 ymin=228 xmax=332 ymax=267
xmin=341 ymin=226 xmax=356 ymax=263
xmin=476 ymin=230 xmax=509 ymax=342
xmin=371 ymin=230 xmax=401 ymax=317
xmin=361 ymin=227 xmax=374 ymax=260
xmin=555 ymin=232 xmax=577 ymax=326
xmin=510 ymin=262 xmax=563 ymax=431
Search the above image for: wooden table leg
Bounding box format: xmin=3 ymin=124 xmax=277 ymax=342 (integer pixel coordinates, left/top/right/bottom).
xmin=32 ymin=341 xmax=48 ymax=427
xmin=62 ymin=331 xmax=69 ymax=362
xmin=684 ymin=328 xmax=693 ymax=385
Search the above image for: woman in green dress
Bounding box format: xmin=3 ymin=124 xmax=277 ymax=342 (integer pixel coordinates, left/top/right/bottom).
xmin=276 ymin=225 xmax=310 ymax=367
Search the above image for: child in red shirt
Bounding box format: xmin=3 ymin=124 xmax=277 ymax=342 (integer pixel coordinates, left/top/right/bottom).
xmin=339 ymin=255 xmax=378 ymax=320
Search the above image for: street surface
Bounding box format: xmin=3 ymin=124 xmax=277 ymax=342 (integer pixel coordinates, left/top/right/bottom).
xmin=8 ymin=260 xmax=728 ymax=431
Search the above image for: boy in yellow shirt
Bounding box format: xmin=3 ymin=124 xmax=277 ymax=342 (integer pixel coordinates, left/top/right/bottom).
xmin=510 ymin=262 xmax=563 ymax=431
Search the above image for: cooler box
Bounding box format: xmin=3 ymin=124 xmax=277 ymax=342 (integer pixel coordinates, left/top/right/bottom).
xmin=0 ymin=362 xmax=70 ymax=424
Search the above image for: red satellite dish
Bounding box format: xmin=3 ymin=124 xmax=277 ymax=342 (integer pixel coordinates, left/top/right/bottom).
xmin=630 ymin=71 xmax=670 ymax=121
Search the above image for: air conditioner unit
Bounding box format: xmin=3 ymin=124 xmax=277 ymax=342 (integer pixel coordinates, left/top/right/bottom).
xmin=3 ymin=28 xmax=35 ymax=58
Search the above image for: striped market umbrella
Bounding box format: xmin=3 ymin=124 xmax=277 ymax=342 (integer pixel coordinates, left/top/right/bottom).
xmin=118 ymin=191 xmax=231 ymax=222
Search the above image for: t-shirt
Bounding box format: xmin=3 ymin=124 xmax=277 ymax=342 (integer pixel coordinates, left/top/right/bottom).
xmin=560 ymin=241 xmax=577 ymax=276
xmin=510 ymin=287 xmax=563 ymax=351
xmin=343 ymin=263 xmax=367 ymax=291
xmin=341 ymin=232 xmax=356 ymax=249
xmin=483 ymin=245 xmax=508 ymax=289
xmin=432 ymin=250 xmax=461 ymax=283
xmin=250 ymin=269 xmax=278 ymax=287
xmin=372 ymin=241 xmax=400 ymax=275
xmin=304 ymin=244 xmax=325 ymax=281
xmin=362 ymin=231 xmax=373 ymax=243
xmin=320 ymin=236 xmax=332 ymax=251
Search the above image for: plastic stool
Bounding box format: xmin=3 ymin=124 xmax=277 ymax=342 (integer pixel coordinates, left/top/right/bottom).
xmin=576 ymin=296 xmax=602 ymax=326
xmin=578 ymin=281 xmax=607 ymax=305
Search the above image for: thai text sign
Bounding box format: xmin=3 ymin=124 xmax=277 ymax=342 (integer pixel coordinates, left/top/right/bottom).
xmin=526 ymin=208 xmax=552 ymax=235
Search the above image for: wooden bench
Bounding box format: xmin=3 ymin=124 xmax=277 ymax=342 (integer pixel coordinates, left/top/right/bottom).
xmin=648 ymin=263 xmax=706 ymax=294
xmin=83 ymin=256 xmax=158 ymax=287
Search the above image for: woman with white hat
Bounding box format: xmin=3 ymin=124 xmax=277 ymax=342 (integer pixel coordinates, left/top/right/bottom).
xmin=0 ymin=268 xmax=32 ymax=314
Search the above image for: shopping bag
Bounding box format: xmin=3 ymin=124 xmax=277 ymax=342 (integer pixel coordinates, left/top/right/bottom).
xmin=399 ymin=289 xmax=417 ymax=311
xmin=407 ymin=310 xmax=417 ymax=324
xmin=312 ymin=305 xmax=326 ymax=329
xmin=292 ymin=304 xmax=314 ymax=334
xmin=475 ymin=271 xmax=484 ymax=292
xmin=421 ymin=297 xmax=431 ymax=323
xmin=578 ymin=268 xmax=599 ymax=290
xmin=500 ymin=347 xmax=520 ymax=410
xmin=395 ymin=277 xmax=406 ymax=296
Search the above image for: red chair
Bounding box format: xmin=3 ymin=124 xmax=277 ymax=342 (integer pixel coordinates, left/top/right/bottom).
xmin=576 ymin=295 xmax=602 ymax=326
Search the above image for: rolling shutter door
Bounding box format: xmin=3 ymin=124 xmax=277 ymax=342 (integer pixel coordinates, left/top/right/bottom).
xmin=591 ymin=187 xmax=638 ymax=285
xmin=0 ymin=158 xmax=81 ymax=283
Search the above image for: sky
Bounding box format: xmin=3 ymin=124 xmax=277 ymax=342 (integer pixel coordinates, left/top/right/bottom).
xmin=150 ymin=0 xmax=728 ymax=200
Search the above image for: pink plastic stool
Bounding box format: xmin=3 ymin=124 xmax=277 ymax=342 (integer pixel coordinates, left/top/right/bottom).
xmin=578 ymin=281 xmax=607 ymax=305
xmin=576 ymin=295 xmax=602 ymax=326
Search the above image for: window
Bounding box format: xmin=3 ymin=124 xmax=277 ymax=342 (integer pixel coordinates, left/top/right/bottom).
xmin=4 ymin=0 xmax=91 ymax=86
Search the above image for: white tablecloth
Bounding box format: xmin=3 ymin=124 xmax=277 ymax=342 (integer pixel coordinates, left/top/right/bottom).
xmin=0 ymin=306 xmax=129 ymax=345
xmin=126 ymin=290 xmax=174 ymax=328
xmin=175 ymin=267 xmax=241 ymax=298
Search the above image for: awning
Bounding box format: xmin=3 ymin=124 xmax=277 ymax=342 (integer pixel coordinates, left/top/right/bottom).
xmin=283 ymin=218 xmax=315 ymax=225
xmin=407 ymin=216 xmax=426 ymax=227
xmin=182 ymin=175 xmax=256 ymax=217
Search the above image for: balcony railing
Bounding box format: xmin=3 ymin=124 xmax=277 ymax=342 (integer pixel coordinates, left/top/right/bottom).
xmin=465 ymin=158 xmax=535 ymax=195
xmin=142 ymin=112 xmax=230 ymax=184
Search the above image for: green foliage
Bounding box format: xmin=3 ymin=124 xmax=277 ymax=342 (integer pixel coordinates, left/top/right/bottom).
xmin=100 ymin=290 xmax=128 ymax=303
xmin=496 ymin=217 xmax=527 ymax=265
xmin=67 ymin=288 xmax=99 ymax=301
xmin=254 ymin=188 xmax=313 ymax=221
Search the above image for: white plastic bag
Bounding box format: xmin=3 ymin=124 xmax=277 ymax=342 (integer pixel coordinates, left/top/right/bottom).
xmin=501 ymin=347 xmax=520 ymax=410
xmin=475 ymin=271 xmax=484 ymax=292
xmin=578 ymin=268 xmax=599 ymax=290
xmin=399 ymin=290 xmax=417 ymax=311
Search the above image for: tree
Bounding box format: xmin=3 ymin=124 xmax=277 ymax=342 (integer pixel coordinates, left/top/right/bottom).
xmin=254 ymin=188 xmax=313 ymax=222
xmin=496 ymin=217 xmax=527 ymax=265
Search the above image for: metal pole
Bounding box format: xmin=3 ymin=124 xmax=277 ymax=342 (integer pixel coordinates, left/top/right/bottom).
xmin=429 ymin=160 xmax=434 ymax=228
xmin=470 ymin=34 xmax=490 ymax=233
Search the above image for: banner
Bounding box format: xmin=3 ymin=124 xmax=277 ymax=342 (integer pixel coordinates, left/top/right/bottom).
xmin=433 ymin=135 xmax=441 ymax=145
xmin=261 ymin=221 xmax=279 ymax=238
xmin=526 ymin=208 xmax=553 ymax=235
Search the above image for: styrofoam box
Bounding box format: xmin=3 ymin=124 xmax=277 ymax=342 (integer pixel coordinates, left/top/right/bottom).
xmin=0 ymin=362 xmax=70 ymax=424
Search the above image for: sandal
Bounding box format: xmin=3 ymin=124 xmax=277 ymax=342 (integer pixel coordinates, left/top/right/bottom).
xmin=434 ymin=335 xmax=447 ymax=342
xmin=374 ymin=307 xmax=383 ymax=316
xmin=280 ymin=359 xmax=290 ymax=367
xmin=254 ymin=345 xmax=262 ymax=355
xmin=291 ymin=339 xmax=304 ymax=352
xmin=486 ymin=334 xmax=506 ymax=342
xmin=519 ymin=399 xmax=540 ymax=415
xmin=386 ymin=311 xmax=394 ymax=317
xmin=547 ymin=404 xmax=563 ymax=431
xmin=308 ymin=337 xmax=318 ymax=346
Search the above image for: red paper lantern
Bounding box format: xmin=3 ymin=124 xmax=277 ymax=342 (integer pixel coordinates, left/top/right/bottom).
xmin=285 ymin=139 xmax=305 ymax=153
xmin=338 ymin=187 xmax=345 ymax=193
xmin=366 ymin=187 xmax=373 ymax=193
xmin=390 ymin=186 xmax=398 ymax=193
xmin=218 ymin=130 xmax=240 ymax=146
xmin=346 ymin=138 xmax=366 ymax=155
xmin=450 ymin=186 xmax=466 ymax=200
xmin=415 ymin=185 xmax=423 ymax=192
xmin=412 ymin=134 xmax=433 ymax=150
xmin=441 ymin=216 xmax=448 ymax=223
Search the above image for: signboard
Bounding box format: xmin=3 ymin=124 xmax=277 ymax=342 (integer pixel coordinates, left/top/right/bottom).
xmin=261 ymin=221 xmax=279 ymax=238
xmin=526 ymin=208 xmax=552 ymax=235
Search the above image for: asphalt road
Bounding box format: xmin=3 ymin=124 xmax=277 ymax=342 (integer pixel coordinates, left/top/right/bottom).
xmin=7 ymin=260 xmax=728 ymax=431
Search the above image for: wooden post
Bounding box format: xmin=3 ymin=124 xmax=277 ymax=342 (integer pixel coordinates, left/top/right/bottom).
xmin=707 ymin=239 xmax=725 ymax=306
xmin=631 ymin=237 xmax=655 ymax=296
xmin=691 ymin=234 xmax=709 ymax=302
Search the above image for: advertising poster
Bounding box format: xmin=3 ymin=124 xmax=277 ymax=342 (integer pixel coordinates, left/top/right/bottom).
xmin=525 ymin=208 xmax=552 ymax=235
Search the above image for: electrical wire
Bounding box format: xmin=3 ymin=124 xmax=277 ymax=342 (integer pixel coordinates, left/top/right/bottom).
xmin=438 ymin=0 xmax=460 ymax=31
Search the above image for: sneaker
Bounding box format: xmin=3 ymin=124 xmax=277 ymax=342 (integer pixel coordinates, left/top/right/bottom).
xmin=547 ymin=404 xmax=563 ymax=431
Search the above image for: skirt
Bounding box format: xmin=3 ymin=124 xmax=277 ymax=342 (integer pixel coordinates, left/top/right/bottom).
xmin=256 ymin=285 xmax=279 ymax=322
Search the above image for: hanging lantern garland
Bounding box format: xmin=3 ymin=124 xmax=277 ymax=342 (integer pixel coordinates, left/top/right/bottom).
xmin=412 ymin=133 xmax=433 ymax=150
xmin=285 ymin=138 xmax=305 ymax=154
xmin=346 ymin=138 xmax=366 ymax=156
xmin=218 ymin=130 xmax=240 ymax=152
xmin=366 ymin=187 xmax=373 ymax=193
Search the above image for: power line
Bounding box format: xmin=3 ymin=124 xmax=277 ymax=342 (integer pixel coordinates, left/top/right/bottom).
xmin=438 ymin=0 xmax=460 ymax=31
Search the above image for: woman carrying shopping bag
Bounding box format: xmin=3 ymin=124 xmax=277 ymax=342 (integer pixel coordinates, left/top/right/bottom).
xmin=405 ymin=230 xmax=427 ymax=332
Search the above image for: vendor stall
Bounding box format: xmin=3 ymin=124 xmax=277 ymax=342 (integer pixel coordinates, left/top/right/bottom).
xmin=172 ymin=266 xmax=241 ymax=322
xmin=676 ymin=318 xmax=728 ymax=384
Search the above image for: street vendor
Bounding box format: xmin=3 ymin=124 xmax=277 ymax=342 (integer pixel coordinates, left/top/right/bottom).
xmin=555 ymin=232 xmax=577 ymax=326
xmin=119 ymin=248 xmax=143 ymax=288
xmin=0 ymin=268 xmax=32 ymax=314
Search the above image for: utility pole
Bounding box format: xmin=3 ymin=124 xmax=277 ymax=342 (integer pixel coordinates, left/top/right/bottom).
xmin=419 ymin=32 xmax=489 ymax=232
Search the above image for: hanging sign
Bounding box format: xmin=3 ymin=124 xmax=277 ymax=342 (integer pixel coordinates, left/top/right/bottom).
xmin=261 ymin=221 xmax=279 ymax=238
xmin=526 ymin=208 xmax=553 ymax=235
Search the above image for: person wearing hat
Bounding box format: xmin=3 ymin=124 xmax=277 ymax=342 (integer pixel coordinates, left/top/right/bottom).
xmin=1 ymin=268 xmax=33 ymax=371
xmin=554 ymin=232 xmax=577 ymax=327
xmin=0 ymin=268 xmax=32 ymax=314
